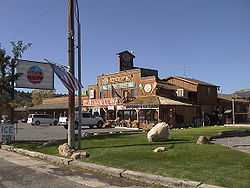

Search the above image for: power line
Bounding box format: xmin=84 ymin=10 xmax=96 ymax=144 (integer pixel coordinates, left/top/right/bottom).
xmin=6 ymin=0 xmax=63 ymax=43
xmin=182 ymin=65 xmax=189 ymax=77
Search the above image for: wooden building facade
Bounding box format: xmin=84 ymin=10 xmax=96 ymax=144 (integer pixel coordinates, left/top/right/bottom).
xmin=16 ymin=50 xmax=250 ymax=128
xmin=81 ymin=51 xmax=198 ymax=129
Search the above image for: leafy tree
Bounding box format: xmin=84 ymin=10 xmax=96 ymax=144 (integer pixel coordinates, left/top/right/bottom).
xmin=0 ymin=41 xmax=31 ymax=122
xmin=0 ymin=46 xmax=11 ymax=94
xmin=0 ymin=46 xmax=11 ymax=118
xmin=32 ymin=89 xmax=55 ymax=105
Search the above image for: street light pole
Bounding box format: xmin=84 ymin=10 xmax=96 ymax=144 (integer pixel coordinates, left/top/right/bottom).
xmin=75 ymin=0 xmax=82 ymax=150
xmin=68 ymin=0 xmax=75 ymax=148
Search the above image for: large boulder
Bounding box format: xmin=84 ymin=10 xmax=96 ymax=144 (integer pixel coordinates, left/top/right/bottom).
xmin=196 ymin=136 xmax=211 ymax=144
xmin=147 ymin=122 xmax=169 ymax=142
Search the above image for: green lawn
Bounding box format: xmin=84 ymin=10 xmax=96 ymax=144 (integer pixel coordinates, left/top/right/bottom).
xmin=11 ymin=126 xmax=250 ymax=188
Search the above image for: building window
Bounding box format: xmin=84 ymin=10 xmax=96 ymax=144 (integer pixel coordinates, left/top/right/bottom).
xmin=131 ymin=89 xmax=137 ymax=98
xmin=117 ymin=110 xmax=136 ymax=121
xmin=206 ymin=87 xmax=211 ymax=96
xmin=139 ymin=109 xmax=158 ymax=123
xmin=112 ymin=90 xmax=121 ymax=98
xmin=100 ymin=92 xmax=105 ymax=99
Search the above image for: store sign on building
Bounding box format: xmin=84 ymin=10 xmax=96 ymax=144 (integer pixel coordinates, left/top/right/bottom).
xmin=89 ymin=90 xmax=95 ymax=99
xmin=83 ymin=98 xmax=118 ymax=106
xmin=101 ymin=75 xmax=132 ymax=85
xmin=125 ymin=104 xmax=159 ymax=109
xmin=81 ymin=90 xmax=87 ymax=96
xmin=108 ymin=106 xmax=115 ymax=110
xmin=116 ymin=105 xmax=126 ymax=110
xmin=100 ymin=82 xmax=135 ymax=90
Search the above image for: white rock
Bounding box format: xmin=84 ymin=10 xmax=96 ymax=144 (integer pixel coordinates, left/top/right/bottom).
xmin=153 ymin=147 xmax=166 ymax=152
xmin=147 ymin=122 xmax=169 ymax=142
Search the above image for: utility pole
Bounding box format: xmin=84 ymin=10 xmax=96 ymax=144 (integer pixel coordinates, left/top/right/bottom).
xmin=68 ymin=0 xmax=75 ymax=148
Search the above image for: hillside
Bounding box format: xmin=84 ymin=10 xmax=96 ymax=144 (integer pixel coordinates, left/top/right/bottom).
xmin=15 ymin=91 xmax=32 ymax=103
xmin=234 ymin=89 xmax=250 ymax=98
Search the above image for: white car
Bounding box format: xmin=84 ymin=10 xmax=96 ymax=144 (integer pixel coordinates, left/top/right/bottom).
xmin=59 ymin=112 xmax=104 ymax=129
xmin=27 ymin=114 xmax=58 ymax=126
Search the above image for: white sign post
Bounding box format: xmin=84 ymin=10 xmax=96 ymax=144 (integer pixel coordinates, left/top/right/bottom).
xmin=0 ymin=124 xmax=15 ymax=143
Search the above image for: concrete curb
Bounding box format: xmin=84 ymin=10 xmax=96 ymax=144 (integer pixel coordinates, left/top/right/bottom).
xmin=0 ymin=144 xmax=72 ymax=165
xmin=0 ymin=144 xmax=225 ymax=188
xmin=121 ymin=170 xmax=202 ymax=188
xmin=69 ymin=160 xmax=124 ymax=178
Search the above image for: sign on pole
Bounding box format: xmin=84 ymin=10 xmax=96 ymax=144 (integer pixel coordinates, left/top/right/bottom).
xmin=16 ymin=60 xmax=54 ymax=90
xmin=0 ymin=124 xmax=15 ymax=143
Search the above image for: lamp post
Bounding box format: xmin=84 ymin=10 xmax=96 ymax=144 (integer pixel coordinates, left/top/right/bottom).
xmin=75 ymin=0 xmax=82 ymax=149
xmin=68 ymin=0 xmax=75 ymax=148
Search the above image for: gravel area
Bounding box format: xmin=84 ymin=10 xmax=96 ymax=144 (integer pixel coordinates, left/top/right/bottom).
xmin=212 ymin=136 xmax=250 ymax=153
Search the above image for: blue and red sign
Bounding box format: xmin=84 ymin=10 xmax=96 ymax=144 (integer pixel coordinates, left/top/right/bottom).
xmin=27 ymin=65 xmax=44 ymax=84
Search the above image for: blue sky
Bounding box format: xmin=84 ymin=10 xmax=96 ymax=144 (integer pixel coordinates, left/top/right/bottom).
xmin=1 ymin=0 xmax=250 ymax=94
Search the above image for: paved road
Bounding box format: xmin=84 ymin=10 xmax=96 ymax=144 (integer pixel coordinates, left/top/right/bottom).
xmin=0 ymin=149 xmax=149 ymax=188
xmin=14 ymin=123 xmax=138 ymax=141
xmin=212 ymin=136 xmax=250 ymax=153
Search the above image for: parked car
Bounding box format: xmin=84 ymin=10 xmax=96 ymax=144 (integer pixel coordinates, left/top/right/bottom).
xmin=27 ymin=114 xmax=58 ymax=126
xmin=59 ymin=112 xmax=104 ymax=129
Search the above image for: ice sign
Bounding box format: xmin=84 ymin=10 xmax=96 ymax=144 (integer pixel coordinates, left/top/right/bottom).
xmin=0 ymin=124 xmax=15 ymax=143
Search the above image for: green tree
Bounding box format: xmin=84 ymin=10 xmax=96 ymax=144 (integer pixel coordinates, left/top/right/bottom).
xmin=32 ymin=89 xmax=55 ymax=105
xmin=0 ymin=41 xmax=31 ymax=122
xmin=0 ymin=45 xmax=11 ymax=94
xmin=0 ymin=45 xmax=11 ymax=118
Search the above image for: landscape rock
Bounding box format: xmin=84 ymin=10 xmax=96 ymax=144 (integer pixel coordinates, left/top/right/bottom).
xmin=147 ymin=122 xmax=169 ymax=142
xmin=153 ymin=147 xmax=166 ymax=152
xmin=71 ymin=152 xmax=89 ymax=160
xmin=196 ymin=136 xmax=211 ymax=144
xmin=42 ymin=140 xmax=59 ymax=147
xmin=58 ymin=143 xmax=75 ymax=157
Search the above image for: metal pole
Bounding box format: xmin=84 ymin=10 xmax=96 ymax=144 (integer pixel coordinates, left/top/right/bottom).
xmin=77 ymin=23 xmax=82 ymax=149
xmin=232 ymin=98 xmax=235 ymax=124
xmin=75 ymin=0 xmax=82 ymax=149
xmin=202 ymin=111 xmax=205 ymax=127
xmin=68 ymin=0 xmax=75 ymax=148
xmin=10 ymin=64 xmax=15 ymax=124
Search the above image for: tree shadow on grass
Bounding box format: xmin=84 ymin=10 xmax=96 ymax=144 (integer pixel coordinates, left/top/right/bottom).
xmin=82 ymin=139 xmax=190 ymax=150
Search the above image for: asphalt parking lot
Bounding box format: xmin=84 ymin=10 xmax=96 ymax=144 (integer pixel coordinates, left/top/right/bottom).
xmin=13 ymin=123 xmax=139 ymax=141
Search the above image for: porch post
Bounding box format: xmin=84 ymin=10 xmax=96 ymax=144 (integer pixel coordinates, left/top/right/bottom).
xmin=157 ymin=106 xmax=160 ymax=122
xmin=232 ymin=98 xmax=235 ymax=124
xmin=136 ymin=109 xmax=140 ymax=122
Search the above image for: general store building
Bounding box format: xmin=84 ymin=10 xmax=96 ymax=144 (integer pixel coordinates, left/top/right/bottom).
xmin=81 ymin=51 xmax=200 ymax=129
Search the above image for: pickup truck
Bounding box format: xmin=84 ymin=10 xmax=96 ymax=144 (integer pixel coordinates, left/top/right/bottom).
xmin=58 ymin=112 xmax=104 ymax=129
